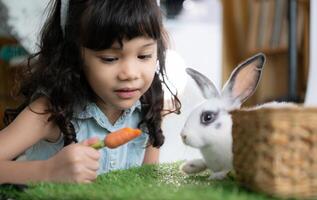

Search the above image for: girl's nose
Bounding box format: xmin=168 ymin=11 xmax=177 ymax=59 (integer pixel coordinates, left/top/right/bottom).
xmin=118 ymin=61 xmax=139 ymax=81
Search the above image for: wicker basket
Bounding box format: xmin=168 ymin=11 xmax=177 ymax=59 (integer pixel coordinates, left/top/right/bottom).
xmin=231 ymin=106 xmax=317 ymax=199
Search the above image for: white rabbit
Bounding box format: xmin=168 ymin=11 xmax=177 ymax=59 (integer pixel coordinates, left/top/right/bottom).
xmin=180 ymin=53 xmax=266 ymax=180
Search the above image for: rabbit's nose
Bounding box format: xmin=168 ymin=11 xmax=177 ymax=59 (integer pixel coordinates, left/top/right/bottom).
xmin=181 ymin=134 xmax=187 ymax=140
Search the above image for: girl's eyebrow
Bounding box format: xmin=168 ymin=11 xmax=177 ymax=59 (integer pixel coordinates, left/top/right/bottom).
xmin=109 ymin=42 xmax=156 ymax=50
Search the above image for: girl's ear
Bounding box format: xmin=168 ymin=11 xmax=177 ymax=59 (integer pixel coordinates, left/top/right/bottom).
xmin=186 ymin=68 xmax=220 ymax=99
xmin=221 ymin=53 xmax=265 ymax=106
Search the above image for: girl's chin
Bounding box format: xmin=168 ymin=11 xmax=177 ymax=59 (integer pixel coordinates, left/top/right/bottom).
xmin=96 ymin=98 xmax=138 ymax=112
xmin=115 ymin=100 xmax=139 ymax=110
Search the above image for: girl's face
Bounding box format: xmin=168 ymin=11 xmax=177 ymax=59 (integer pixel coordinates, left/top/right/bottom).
xmin=82 ymin=37 xmax=158 ymax=118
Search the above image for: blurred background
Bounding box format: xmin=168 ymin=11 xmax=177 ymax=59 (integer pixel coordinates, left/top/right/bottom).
xmin=0 ymin=0 xmax=315 ymax=163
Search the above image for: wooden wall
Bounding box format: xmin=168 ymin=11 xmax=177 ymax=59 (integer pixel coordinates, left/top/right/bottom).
xmin=0 ymin=38 xmax=22 ymax=128
xmin=221 ymin=0 xmax=310 ymax=106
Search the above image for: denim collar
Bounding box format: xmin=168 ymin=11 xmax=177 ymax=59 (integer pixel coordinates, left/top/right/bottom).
xmin=74 ymin=101 xmax=142 ymax=129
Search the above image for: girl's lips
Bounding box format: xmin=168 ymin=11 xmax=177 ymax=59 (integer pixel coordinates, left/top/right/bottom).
xmin=115 ymin=89 xmax=139 ymax=99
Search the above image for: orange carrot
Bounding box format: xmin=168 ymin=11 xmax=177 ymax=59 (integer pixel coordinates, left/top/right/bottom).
xmin=89 ymin=127 xmax=142 ymax=149
xmin=105 ymin=127 xmax=142 ymax=149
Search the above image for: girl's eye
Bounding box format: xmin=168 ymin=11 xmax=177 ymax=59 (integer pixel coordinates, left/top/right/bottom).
xmin=99 ymin=57 xmax=118 ymax=63
xmin=138 ymin=54 xmax=152 ymax=60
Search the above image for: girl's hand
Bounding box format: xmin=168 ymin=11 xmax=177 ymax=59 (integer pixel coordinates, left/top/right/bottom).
xmin=45 ymin=139 xmax=100 ymax=183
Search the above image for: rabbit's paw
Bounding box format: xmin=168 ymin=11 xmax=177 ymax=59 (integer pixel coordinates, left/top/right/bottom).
xmin=208 ymin=171 xmax=228 ymax=180
xmin=179 ymin=159 xmax=207 ymax=174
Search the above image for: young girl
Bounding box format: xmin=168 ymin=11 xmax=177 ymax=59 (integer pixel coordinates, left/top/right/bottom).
xmin=0 ymin=0 xmax=181 ymax=184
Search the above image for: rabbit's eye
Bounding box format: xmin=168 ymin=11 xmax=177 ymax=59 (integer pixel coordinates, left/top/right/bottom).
xmin=200 ymin=111 xmax=217 ymax=125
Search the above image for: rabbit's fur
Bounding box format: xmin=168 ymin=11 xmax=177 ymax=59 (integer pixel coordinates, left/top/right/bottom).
xmin=180 ymin=53 xmax=266 ymax=180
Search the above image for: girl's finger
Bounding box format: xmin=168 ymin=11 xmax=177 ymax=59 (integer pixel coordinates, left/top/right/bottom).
xmin=84 ymin=147 xmax=101 ymax=160
xmin=86 ymin=160 xmax=100 ymax=171
xmin=80 ymin=137 xmax=100 ymax=146
xmin=84 ymin=169 xmax=98 ymax=181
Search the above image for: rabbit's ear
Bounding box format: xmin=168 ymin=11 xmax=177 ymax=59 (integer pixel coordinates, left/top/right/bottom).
xmin=221 ymin=53 xmax=265 ymax=105
xmin=186 ymin=68 xmax=220 ymax=99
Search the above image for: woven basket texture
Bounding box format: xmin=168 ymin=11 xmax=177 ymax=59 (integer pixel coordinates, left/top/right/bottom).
xmin=231 ymin=107 xmax=317 ymax=199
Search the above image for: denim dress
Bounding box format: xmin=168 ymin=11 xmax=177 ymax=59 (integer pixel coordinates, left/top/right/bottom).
xmin=24 ymin=101 xmax=149 ymax=174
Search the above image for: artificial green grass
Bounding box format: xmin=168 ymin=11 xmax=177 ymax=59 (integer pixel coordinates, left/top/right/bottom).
xmin=0 ymin=162 xmax=279 ymax=200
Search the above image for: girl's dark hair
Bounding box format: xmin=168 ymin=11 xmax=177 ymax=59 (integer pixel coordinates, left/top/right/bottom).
xmin=4 ymin=0 xmax=181 ymax=147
